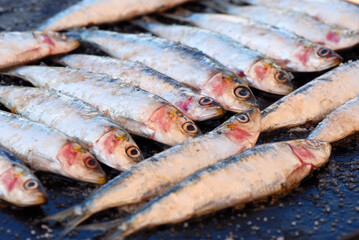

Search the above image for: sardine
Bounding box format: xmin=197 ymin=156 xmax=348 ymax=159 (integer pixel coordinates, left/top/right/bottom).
xmin=56 ymin=54 xmax=225 ymax=121
xmin=166 ymin=12 xmax=342 ymax=72
xmin=72 ymin=30 xmax=258 ymax=112
xmin=37 ymin=0 xmax=196 ymax=31
xmin=103 ymin=139 xmax=332 ymax=239
xmin=262 ymin=61 xmax=359 ymax=132
xmin=135 ymin=20 xmax=294 ymax=95
xmin=44 ymin=107 xmax=261 ymax=237
xmin=308 ymin=96 xmax=359 ymax=143
xmin=0 ymin=147 xmax=47 ymax=207
xmin=0 ymin=110 xmax=106 ymax=184
xmin=0 ymin=31 xmax=79 ymax=70
xmin=5 ymin=66 xmax=200 ymax=146
xmin=0 ymin=86 xmax=143 ymax=171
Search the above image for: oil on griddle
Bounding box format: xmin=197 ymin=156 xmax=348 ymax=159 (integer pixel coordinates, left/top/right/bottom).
xmin=0 ymin=0 xmax=359 ymax=240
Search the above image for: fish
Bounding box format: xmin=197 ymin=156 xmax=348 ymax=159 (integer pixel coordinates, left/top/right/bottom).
xmin=308 ymin=95 xmax=359 ymax=143
xmin=71 ymin=30 xmax=258 ymax=112
xmin=0 ymin=31 xmax=79 ymax=70
xmin=262 ymin=60 xmax=359 ymax=132
xmin=96 ymin=139 xmax=332 ymax=239
xmin=0 ymin=147 xmax=48 ymax=207
xmin=37 ymin=0 xmax=196 ymax=31
xmin=135 ymin=19 xmax=294 ymax=95
xmin=0 ymin=110 xmax=106 ymax=184
xmin=207 ymin=2 xmax=359 ymax=51
xmin=44 ymin=107 xmax=261 ymax=237
xmin=0 ymin=86 xmax=143 ymax=171
xmin=165 ymin=12 xmax=343 ymax=72
xmin=5 ymin=66 xmax=200 ymax=146
xmin=243 ymin=0 xmax=359 ymax=31
xmin=56 ymin=54 xmax=225 ymax=121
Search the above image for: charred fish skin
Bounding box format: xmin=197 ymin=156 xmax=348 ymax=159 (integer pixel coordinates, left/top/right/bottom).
xmin=37 ymin=0 xmax=195 ymax=31
xmin=56 ymin=54 xmax=225 ymax=121
xmin=0 ymin=86 xmax=143 ymax=171
xmin=0 ymin=147 xmax=48 ymax=207
xmin=168 ymin=12 xmax=342 ymax=72
xmin=45 ymin=107 xmax=261 ymax=235
xmin=262 ymin=61 xmax=359 ymax=132
xmin=5 ymin=66 xmax=200 ymax=146
xmin=110 ymin=139 xmax=331 ymax=238
xmin=0 ymin=31 xmax=79 ymax=70
xmin=308 ymin=96 xmax=359 ymax=143
xmin=75 ymin=30 xmax=258 ymax=113
xmin=0 ymin=110 xmax=106 ymax=184
xmin=135 ymin=20 xmax=294 ymax=95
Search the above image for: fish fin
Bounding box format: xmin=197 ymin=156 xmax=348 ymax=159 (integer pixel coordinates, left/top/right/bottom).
xmin=103 ymin=228 xmax=125 ymax=240
xmin=78 ymin=218 xmax=124 ymax=232
xmin=64 ymin=27 xmax=98 ymax=41
xmin=234 ymin=203 xmax=246 ymax=210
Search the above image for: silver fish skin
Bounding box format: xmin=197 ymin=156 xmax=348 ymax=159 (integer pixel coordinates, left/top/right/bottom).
xmin=37 ymin=0 xmax=195 ymax=31
xmin=0 ymin=110 xmax=106 ymax=184
xmin=45 ymin=107 xmax=261 ymax=236
xmin=75 ymin=30 xmax=258 ymax=113
xmin=308 ymin=96 xmax=359 ymax=143
xmin=244 ymin=0 xmax=359 ymax=31
xmin=213 ymin=3 xmax=359 ymax=51
xmin=262 ymin=61 xmax=359 ymax=132
xmin=0 ymin=86 xmax=143 ymax=171
xmin=0 ymin=31 xmax=79 ymax=70
xmin=56 ymin=54 xmax=225 ymax=121
xmin=0 ymin=147 xmax=47 ymax=207
xmin=168 ymin=12 xmax=342 ymax=72
xmin=6 ymin=66 xmax=200 ymax=146
xmin=107 ymin=139 xmax=331 ymax=238
xmin=135 ymin=20 xmax=294 ymax=95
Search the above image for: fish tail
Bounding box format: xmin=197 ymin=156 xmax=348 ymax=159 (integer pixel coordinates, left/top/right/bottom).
xmin=78 ymin=218 xmax=124 ymax=232
xmin=104 ymin=228 xmax=126 ymax=240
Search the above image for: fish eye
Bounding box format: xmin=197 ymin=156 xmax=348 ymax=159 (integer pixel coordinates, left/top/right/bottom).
xmin=316 ymin=47 xmax=331 ymax=57
xmin=275 ymin=71 xmax=289 ymax=82
xmin=182 ymin=122 xmax=198 ymax=134
xmin=24 ymin=179 xmax=38 ymax=190
xmin=234 ymin=86 xmax=250 ymax=99
xmin=199 ymin=97 xmax=214 ymax=106
xmin=84 ymin=157 xmax=98 ymax=169
xmin=126 ymin=146 xmax=141 ymax=159
xmin=236 ymin=113 xmax=250 ymax=123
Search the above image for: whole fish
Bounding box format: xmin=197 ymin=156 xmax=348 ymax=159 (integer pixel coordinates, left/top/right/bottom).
xmin=0 ymin=86 xmax=143 ymax=171
xmin=101 ymin=139 xmax=332 ymax=239
xmin=6 ymin=66 xmax=200 ymax=146
xmin=0 ymin=110 xmax=106 ymax=184
xmin=37 ymin=0 xmax=196 ymax=31
xmin=166 ymin=12 xmax=342 ymax=72
xmin=308 ymin=96 xmax=359 ymax=143
xmin=56 ymin=54 xmax=225 ymax=121
xmin=243 ymin=0 xmax=359 ymax=31
xmin=209 ymin=2 xmax=359 ymax=51
xmin=135 ymin=20 xmax=294 ymax=95
xmin=262 ymin=61 xmax=359 ymax=132
xmin=0 ymin=31 xmax=79 ymax=70
xmin=72 ymin=30 xmax=258 ymax=112
xmin=0 ymin=147 xmax=47 ymax=207
xmin=45 ymin=107 xmax=261 ymax=237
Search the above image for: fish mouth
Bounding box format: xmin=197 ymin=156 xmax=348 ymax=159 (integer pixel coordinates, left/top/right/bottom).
xmin=270 ymin=83 xmax=294 ymax=95
xmin=16 ymin=194 xmax=48 ymax=207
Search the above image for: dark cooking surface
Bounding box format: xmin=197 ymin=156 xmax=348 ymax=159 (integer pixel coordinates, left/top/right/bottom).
xmin=0 ymin=1 xmax=359 ymax=239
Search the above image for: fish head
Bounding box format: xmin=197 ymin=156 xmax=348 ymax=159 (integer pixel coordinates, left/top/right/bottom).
xmin=0 ymin=165 xmax=47 ymax=207
xmin=332 ymin=29 xmax=359 ymax=50
xmin=174 ymin=89 xmax=225 ymax=121
xmin=248 ymin=59 xmax=294 ymax=95
xmin=148 ymin=104 xmax=201 ymax=145
xmin=33 ymin=31 xmax=80 ymax=54
xmin=203 ymin=70 xmax=258 ymax=112
xmin=95 ymin=128 xmax=143 ymax=171
xmin=57 ymin=142 xmax=107 ymax=184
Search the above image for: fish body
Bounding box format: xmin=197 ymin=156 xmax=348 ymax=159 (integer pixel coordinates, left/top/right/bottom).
xmin=135 ymin=20 xmax=294 ymax=95
xmin=38 ymin=0 xmax=195 ymax=31
xmin=6 ymin=66 xmax=200 ymax=146
xmin=0 ymin=110 xmax=106 ymax=184
xmin=168 ymin=12 xmax=342 ymax=72
xmin=57 ymin=54 xmax=225 ymax=121
xmin=0 ymin=31 xmax=79 ymax=69
xmin=308 ymin=96 xmax=359 ymax=143
xmin=108 ymin=139 xmax=331 ymax=238
xmin=262 ymin=61 xmax=359 ymax=132
xmin=75 ymin=30 xmax=257 ymax=112
xmin=0 ymin=86 xmax=143 ymax=171
xmin=0 ymin=147 xmax=47 ymax=207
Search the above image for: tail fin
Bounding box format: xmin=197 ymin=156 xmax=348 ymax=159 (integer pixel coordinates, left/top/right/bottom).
xmin=78 ymin=218 xmax=124 ymax=232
